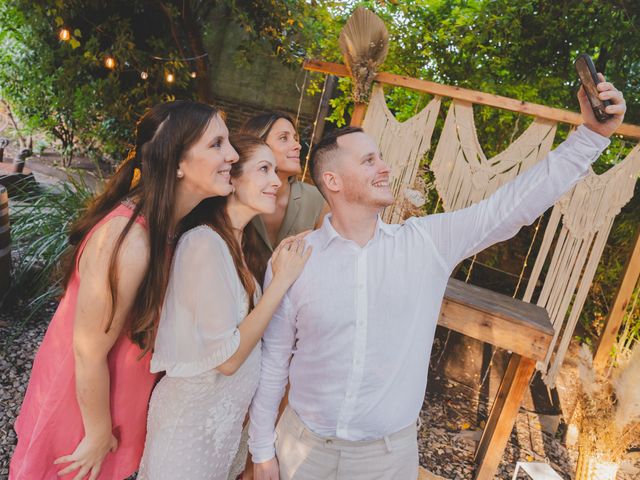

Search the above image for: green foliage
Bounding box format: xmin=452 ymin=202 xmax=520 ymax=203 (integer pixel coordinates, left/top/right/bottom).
xmin=5 ymin=176 xmax=94 ymax=317
xmin=0 ymin=0 xmax=334 ymax=164
xmin=1 ymin=0 xmax=638 ymax=346
xmin=209 ymin=0 xmax=335 ymax=75
xmin=226 ymin=0 xmax=308 ymax=62
xmin=305 ymin=0 xmax=640 ymax=344
xmin=309 ymin=0 xmax=640 ymax=152
xmin=0 ymin=1 xmax=196 ymax=165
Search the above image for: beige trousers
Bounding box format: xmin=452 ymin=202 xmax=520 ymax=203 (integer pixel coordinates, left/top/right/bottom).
xmin=275 ymin=407 xmax=419 ymax=480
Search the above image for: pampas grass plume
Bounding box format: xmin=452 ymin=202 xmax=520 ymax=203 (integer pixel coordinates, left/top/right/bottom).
xmin=612 ymin=344 xmax=640 ymax=431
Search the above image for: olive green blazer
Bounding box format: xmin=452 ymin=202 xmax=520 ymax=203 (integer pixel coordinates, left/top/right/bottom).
xmin=250 ymin=179 xmax=325 ymax=281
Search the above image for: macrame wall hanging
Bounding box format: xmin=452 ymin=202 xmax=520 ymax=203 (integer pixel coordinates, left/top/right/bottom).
xmin=362 ymin=85 xmax=441 ymax=223
xmin=361 ymin=86 xmax=640 ymax=387
xmin=523 ymin=144 xmax=640 ymax=386
xmin=430 ymin=99 xmax=558 ymax=282
xmin=431 ymin=99 xmax=557 ymax=211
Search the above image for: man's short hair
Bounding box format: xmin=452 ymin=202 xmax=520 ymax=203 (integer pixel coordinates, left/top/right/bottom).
xmin=310 ymin=126 xmax=364 ymax=198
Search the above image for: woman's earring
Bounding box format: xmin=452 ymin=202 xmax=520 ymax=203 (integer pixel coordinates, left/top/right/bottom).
xmin=177 ymin=169 xmax=184 ymax=179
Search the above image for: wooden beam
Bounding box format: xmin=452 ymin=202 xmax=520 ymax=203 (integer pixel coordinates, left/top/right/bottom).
xmin=304 ymin=59 xmax=640 ymax=139
xmin=593 ymin=227 xmax=640 ymax=370
xmin=474 ymin=354 xmax=537 ymax=480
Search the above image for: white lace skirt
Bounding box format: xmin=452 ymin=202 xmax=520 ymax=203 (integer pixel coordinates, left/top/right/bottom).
xmin=138 ymin=347 xmax=260 ymax=480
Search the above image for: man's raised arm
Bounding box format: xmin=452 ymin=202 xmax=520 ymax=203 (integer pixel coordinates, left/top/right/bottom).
xmin=415 ymin=78 xmax=625 ymax=273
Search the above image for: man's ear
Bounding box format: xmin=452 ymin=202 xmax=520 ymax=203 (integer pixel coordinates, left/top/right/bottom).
xmin=322 ymin=170 xmax=341 ymax=194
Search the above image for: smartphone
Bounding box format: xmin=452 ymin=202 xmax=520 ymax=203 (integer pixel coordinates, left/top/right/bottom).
xmin=575 ymin=53 xmax=612 ymax=122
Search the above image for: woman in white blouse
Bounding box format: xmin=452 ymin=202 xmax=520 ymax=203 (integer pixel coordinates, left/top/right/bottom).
xmin=138 ymin=134 xmax=312 ymax=480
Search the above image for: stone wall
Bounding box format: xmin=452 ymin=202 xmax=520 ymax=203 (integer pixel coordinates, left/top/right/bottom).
xmin=205 ymin=10 xmax=320 ymax=144
xmin=213 ymin=96 xmax=316 ymax=144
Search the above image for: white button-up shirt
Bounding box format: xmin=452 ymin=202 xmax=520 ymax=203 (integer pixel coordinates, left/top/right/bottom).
xmin=248 ymin=125 xmax=609 ymax=462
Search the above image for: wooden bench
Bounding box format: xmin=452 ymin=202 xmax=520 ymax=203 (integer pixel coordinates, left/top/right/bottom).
xmin=439 ymin=278 xmax=554 ymax=480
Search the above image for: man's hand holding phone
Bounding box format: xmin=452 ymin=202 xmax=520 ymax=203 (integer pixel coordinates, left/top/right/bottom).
xmin=575 ymin=54 xmax=626 ymax=138
xmin=578 ymin=74 xmax=626 ymax=138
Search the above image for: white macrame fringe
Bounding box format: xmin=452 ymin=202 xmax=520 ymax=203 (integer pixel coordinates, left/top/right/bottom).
xmin=524 ymin=144 xmax=640 ymax=386
xmin=431 ymin=100 xmax=557 ymax=211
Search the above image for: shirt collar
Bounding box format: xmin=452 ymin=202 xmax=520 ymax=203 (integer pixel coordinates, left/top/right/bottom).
xmin=290 ymin=178 xmax=302 ymax=200
xmin=316 ymin=213 xmax=396 ymax=251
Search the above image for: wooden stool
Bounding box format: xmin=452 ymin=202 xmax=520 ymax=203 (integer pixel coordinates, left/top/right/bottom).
xmin=439 ymin=279 xmax=554 ymax=480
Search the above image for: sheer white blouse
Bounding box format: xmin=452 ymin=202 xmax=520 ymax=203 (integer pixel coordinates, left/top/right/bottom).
xmin=151 ymin=225 xmax=251 ymax=377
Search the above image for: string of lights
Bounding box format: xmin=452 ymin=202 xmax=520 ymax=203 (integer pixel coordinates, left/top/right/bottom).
xmin=57 ymin=27 xmax=206 ymax=83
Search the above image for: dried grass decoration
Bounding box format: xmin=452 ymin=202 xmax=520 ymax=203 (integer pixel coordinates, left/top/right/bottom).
xmin=339 ymin=7 xmax=389 ymax=103
xmin=575 ymin=344 xmax=640 ymax=479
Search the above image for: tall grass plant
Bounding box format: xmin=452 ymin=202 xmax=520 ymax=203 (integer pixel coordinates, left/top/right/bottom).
xmin=3 ymin=176 xmax=93 ymax=319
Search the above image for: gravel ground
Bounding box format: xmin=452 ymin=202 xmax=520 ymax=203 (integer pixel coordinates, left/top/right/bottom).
xmin=0 ymin=302 xmax=53 ymax=479
xmin=1 ymin=303 xmax=639 ymax=479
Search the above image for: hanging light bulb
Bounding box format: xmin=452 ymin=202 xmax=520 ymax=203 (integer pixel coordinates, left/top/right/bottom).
xmin=104 ymin=56 xmax=116 ymax=69
xmin=58 ymin=28 xmax=71 ymax=41
xmin=140 ymin=71 xmax=149 ymax=80
xmin=166 ymin=72 xmax=175 ymax=83
xmin=190 ymin=71 xmax=197 ymax=78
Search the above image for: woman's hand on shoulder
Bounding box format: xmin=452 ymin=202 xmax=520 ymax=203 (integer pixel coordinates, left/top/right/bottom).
xmin=270 ymin=231 xmax=312 ymax=288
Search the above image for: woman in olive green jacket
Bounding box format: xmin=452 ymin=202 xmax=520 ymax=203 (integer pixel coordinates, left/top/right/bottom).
xmin=229 ymin=112 xmax=327 ymax=480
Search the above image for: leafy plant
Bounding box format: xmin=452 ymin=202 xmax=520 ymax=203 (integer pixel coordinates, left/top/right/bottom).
xmin=0 ymin=1 xmax=196 ymax=166
xmin=5 ymin=176 xmax=94 ymax=318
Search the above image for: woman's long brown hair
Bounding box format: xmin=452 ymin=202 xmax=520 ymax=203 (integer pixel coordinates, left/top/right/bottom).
xmin=181 ymin=134 xmax=269 ymax=304
xmin=63 ymin=101 xmax=221 ymax=353
xmin=240 ymin=111 xmax=296 ymax=142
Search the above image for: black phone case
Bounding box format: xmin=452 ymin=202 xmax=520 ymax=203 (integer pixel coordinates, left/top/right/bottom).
xmin=575 ymin=54 xmax=612 ymax=123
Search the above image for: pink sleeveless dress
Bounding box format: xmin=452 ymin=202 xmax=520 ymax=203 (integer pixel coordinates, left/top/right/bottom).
xmin=10 ymin=203 xmax=160 ymax=480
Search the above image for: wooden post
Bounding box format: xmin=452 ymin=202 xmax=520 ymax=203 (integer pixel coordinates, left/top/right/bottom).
xmin=474 ymin=354 xmax=536 ymax=480
xmin=13 ymin=148 xmax=30 ymax=174
xmin=593 ymin=227 xmax=640 ymax=370
xmin=0 ymin=185 xmax=11 ymax=293
xmin=351 ymin=102 xmax=367 ymax=127
xmin=310 ymin=75 xmax=338 ymax=146
xmin=0 ymin=138 xmax=8 ymax=163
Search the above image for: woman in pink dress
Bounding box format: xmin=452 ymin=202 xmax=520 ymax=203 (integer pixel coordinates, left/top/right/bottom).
xmin=10 ymin=100 xmax=239 ymax=480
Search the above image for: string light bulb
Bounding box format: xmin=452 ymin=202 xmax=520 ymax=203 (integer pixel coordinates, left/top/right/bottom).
xmin=58 ymin=28 xmax=71 ymax=41
xmin=190 ymin=71 xmax=197 ymax=78
xmin=140 ymin=71 xmax=149 ymax=80
xmin=166 ymin=72 xmax=175 ymax=83
xmin=104 ymin=56 xmax=116 ymax=69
